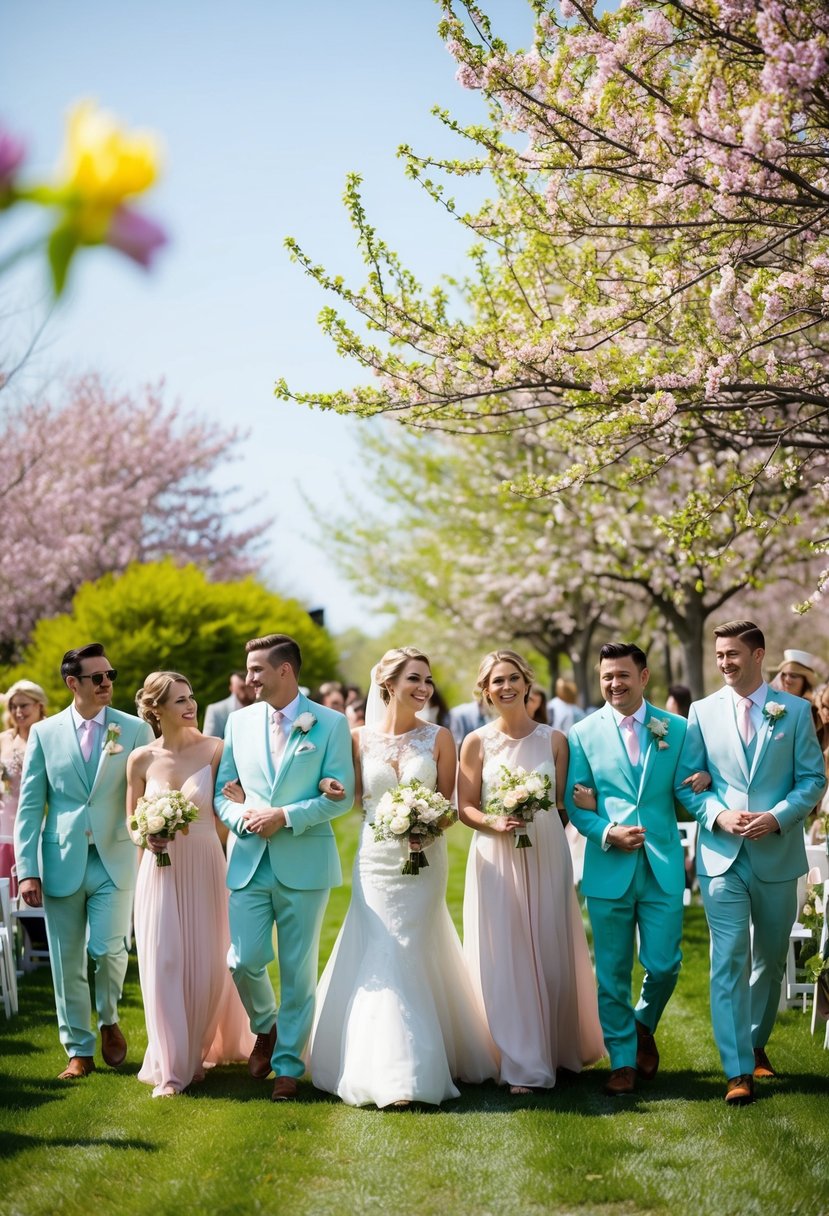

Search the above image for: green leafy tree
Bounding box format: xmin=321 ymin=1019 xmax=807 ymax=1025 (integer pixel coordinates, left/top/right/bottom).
xmin=3 ymin=560 xmax=339 ymax=714
xmin=279 ymin=0 xmax=829 ymax=603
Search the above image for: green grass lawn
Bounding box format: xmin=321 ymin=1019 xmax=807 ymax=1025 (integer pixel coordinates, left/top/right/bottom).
xmin=2 ymin=814 xmax=828 ymax=1216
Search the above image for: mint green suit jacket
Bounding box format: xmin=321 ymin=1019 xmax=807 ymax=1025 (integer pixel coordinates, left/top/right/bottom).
xmin=214 ymin=696 xmax=355 ymax=892
xmin=14 ymin=707 xmax=154 ymax=897
xmin=675 ymin=685 xmax=825 ymax=879
xmin=565 ymin=702 xmax=687 ymax=900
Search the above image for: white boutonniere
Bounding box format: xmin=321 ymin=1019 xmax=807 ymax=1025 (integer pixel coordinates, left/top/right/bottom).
xmin=293 ymin=712 xmax=317 ymax=735
xmin=646 ymin=717 xmax=670 ymax=750
xmin=103 ymin=723 xmax=123 ymax=755
xmin=763 ymin=701 xmax=787 ymax=724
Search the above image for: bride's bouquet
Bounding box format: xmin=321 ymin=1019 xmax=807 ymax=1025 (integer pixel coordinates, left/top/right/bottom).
xmin=129 ymin=789 xmax=200 ymax=867
xmin=485 ymin=765 xmax=553 ymax=848
xmin=373 ymin=778 xmax=453 ymax=876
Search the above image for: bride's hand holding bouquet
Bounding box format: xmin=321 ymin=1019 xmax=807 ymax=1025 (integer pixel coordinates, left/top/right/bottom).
xmin=373 ymin=778 xmax=454 ymax=875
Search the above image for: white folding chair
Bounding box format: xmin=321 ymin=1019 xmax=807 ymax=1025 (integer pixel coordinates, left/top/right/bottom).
xmin=677 ymin=821 xmax=698 ymax=907
xmin=0 ymin=877 xmax=19 ymax=1017
xmin=10 ymin=865 xmax=50 ymax=972
xmin=809 ymin=893 xmax=829 ymax=1048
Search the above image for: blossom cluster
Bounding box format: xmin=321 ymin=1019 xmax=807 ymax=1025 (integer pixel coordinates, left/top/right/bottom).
xmin=128 ymin=788 xmax=200 ymax=868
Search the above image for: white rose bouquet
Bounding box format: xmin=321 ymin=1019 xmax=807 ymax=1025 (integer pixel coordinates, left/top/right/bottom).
xmin=373 ymin=778 xmax=454 ymax=876
xmin=485 ymin=765 xmax=553 ymax=848
xmin=128 ymin=789 xmax=200 ymax=868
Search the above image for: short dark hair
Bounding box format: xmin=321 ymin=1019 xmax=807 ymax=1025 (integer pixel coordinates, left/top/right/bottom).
xmin=599 ymin=642 xmax=648 ymax=672
xmin=230 ymin=670 xmax=247 ymax=681
xmin=667 ymin=684 xmax=692 ymax=717
xmin=712 ymin=619 xmax=765 ymax=651
xmin=61 ymin=642 xmax=107 ymax=683
xmin=245 ymin=633 xmax=302 ymax=675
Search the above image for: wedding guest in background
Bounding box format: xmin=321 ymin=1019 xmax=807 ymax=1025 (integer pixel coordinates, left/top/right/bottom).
xmin=566 ymin=642 xmax=687 ymax=1097
xmin=316 ymin=681 xmax=346 ymax=714
xmin=417 ymin=682 xmax=451 ymax=728
xmin=527 ymin=684 xmax=549 ymax=725
xmin=449 ymin=690 xmax=489 ymax=747
xmin=547 ymin=678 xmax=585 ymax=735
xmin=676 ymin=620 xmax=826 ymax=1104
xmin=1 ymin=680 xmax=48 ymax=896
xmin=128 ymin=672 xmax=253 ymax=1098
xmin=459 ymin=650 xmax=604 ymax=1094
xmin=14 ymin=644 xmax=153 ymax=1079
xmin=346 ymin=697 xmax=367 ymax=729
xmin=771 ymin=649 xmax=821 ymax=702
xmin=666 ymin=684 xmax=692 ymax=719
xmin=344 ymin=684 xmax=363 ymax=709
xmin=310 ymin=647 xmax=497 ymax=1107
xmin=203 ymin=671 xmax=254 ymax=739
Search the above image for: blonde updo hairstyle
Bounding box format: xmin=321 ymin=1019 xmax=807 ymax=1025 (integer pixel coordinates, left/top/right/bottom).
xmin=476 ymin=650 xmax=535 ymax=705
xmin=3 ymin=680 xmax=49 ymax=733
xmin=136 ymin=671 xmax=192 ymax=737
xmin=374 ymin=646 xmax=431 ymax=705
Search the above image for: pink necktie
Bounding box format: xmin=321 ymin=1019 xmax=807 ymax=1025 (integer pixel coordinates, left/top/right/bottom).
xmin=80 ymin=719 xmax=95 ymax=761
xmin=270 ymin=710 xmax=286 ymax=766
xmin=621 ymin=715 xmax=640 ymax=765
xmin=737 ymin=697 xmax=755 ymax=745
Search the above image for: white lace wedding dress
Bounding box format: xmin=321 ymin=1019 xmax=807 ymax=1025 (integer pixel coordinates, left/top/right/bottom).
xmin=309 ymin=723 xmax=498 ymax=1106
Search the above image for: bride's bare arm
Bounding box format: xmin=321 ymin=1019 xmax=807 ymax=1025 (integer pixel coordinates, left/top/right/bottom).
xmin=210 ymin=741 xmax=229 ymax=846
xmin=351 ymin=729 xmax=363 ymax=807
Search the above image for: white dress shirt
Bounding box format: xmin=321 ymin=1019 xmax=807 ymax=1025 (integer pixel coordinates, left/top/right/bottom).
xmin=270 ymin=694 xmax=302 ymax=828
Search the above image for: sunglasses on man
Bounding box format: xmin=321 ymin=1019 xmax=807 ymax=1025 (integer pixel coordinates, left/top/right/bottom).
xmin=76 ymin=670 xmax=118 ymax=685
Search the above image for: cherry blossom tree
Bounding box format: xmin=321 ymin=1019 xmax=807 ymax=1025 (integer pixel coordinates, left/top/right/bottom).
xmin=323 ymin=423 xmax=826 ymax=698
xmin=279 ymin=0 xmax=829 ymax=602
xmin=0 ymin=375 xmax=267 ymax=663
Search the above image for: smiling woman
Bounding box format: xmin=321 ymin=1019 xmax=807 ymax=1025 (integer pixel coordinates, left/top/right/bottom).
xmin=127 ymin=669 xmax=252 ymax=1098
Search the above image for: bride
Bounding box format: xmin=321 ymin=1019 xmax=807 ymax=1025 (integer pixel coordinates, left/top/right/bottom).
xmin=308 ymin=646 xmax=498 ymax=1107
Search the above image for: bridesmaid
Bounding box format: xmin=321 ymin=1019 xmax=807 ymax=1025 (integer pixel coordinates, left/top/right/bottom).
xmin=127 ymin=671 xmax=253 ymax=1097
xmin=458 ymin=650 xmax=605 ymax=1093
xmin=0 ymin=681 xmax=48 ymax=895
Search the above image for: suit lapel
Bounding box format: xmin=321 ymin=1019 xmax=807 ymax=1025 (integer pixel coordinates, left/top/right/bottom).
xmin=62 ymin=708 xmax=92 ymax=793
xmin=636 ymin=703 xmax=658 ymax=802
xmin=748 ymin=709 xmax=774 ymax=785
xmin=88 ymin=709 xmax=112 ymax=801
xmin=602 ymin=704 xmax=639 ymax=799
xmin=719 ymin=688 xmax=750 ymax=784
xmin=270 ymin=695 xmax=312 ymax=798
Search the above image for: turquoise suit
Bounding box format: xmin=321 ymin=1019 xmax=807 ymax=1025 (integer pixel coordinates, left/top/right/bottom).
xmin=214 ymin=695 xmax=354 ymax=1079
xmin=565 ymin=702 xmax=687 ymax=1070
xmin=676 ymin=683 xmax=825 ymax=1078
xmin=14 ymin=706 xmax=153 ymax=1058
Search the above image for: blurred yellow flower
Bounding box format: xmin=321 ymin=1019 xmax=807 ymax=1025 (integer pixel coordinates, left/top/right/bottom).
xmin=60 ymin=100 xmax=162 ymax=239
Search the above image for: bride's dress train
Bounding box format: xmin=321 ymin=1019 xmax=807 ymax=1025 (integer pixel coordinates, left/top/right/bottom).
xmin=309 ymin=723 xmax=498 ymax=1106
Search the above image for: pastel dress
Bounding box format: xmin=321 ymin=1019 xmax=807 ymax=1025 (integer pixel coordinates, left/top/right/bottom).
xmin=133 ymin=764 xmax=254 ymax=1096
xmin=309 ymin=722 xmax=499 ymax=1107
xmin=0 ymin=731 xmax=24 ymax=895
xmin=463 ymin=722 xmax=605 ymax=1087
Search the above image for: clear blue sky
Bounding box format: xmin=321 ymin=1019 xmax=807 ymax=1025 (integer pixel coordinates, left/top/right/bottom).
xmin=2 ymin=0 xmax=533 ymax=633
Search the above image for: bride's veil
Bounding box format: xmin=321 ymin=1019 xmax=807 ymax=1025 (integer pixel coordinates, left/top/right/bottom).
xmin=364 ymin=664 xmax=385 ymax=728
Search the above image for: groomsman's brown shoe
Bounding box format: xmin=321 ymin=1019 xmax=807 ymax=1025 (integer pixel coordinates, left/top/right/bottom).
xmin=725 ymin=1075 xmax=755 ymax=1105
xmin=604 ymin=1067 xmax=637 ymax=1096
xmin=58 ymin=1056 xmax=95 ymax=1080
xmin=249 ymin=1024 xmax=277 ymax=1079
xmin=271 ymin=1076 xmax=298 ymax=1102
xmin=753 ymin=1048 xmax=776 ymax=1079
xmin=101 ymin=1023 xmax=127 ymax=1068
xmin=635 ymin=1020 xmax=659 ymax=1080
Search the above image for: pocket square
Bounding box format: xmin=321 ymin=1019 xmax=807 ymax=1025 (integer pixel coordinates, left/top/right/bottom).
xmin=296 ymin=741 xmax=317 ymax=754
xmin=772 ymin=731 xmax=785 ymax=741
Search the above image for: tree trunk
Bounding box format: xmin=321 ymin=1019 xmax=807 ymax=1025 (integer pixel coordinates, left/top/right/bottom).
xmin=571 ymin=615 xmax=601 ymax=708
xmin=676 ymin=600 xmax=706 ymax=701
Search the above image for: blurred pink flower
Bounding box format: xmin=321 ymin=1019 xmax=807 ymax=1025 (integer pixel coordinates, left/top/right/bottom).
xmin=0 ymin=128 xmax=26 ymax=188
xmin=105 ymin=204 xmax=168 ymax=267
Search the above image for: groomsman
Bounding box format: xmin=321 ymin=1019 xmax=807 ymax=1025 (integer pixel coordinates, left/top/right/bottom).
xmin=676 ymin=620 xmax=825 ymax=1104
xmin=14 ymin=644 xmax=153 ymax=1078
xmin=566 ymin=643 xmax=687 ymax=1095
